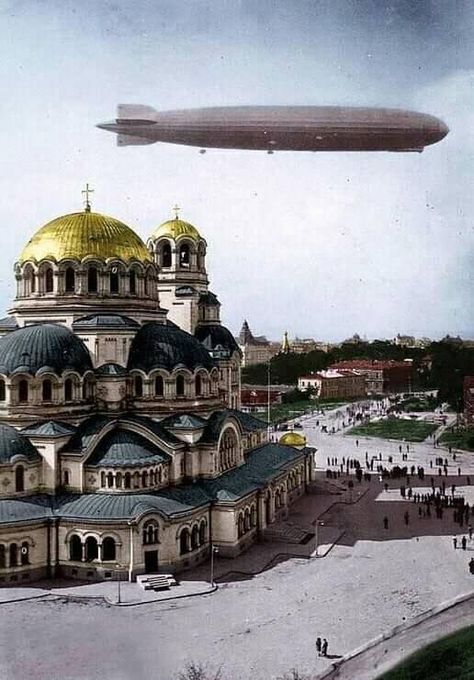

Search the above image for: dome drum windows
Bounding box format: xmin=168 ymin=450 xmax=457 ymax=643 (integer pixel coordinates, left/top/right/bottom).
xmin=161 ymin=242 xmax=172 ymax=268
xmin=97 ymin=465 xmax=166 ymax=491
xmin=65 ymin=267 xmax=76 ymax=293
xmin=87 ymin=266 xmax=98 ymax=293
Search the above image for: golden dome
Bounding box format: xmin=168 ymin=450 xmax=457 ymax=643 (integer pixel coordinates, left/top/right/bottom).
xmin=279 ymin=431 xmax=307 ymax=447
xmin=19 ymin=211 xmax=152 ymax=264
xmin=150 ymin=218 xmax=201 ymax=242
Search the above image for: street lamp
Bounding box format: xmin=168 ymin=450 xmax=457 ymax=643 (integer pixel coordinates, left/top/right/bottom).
xmin=314 ymin=521 xmax=324 ymax=557
xmin=210 ymin=544 xmax=219 ymax=587
xmin=115 ymin=563 xmax=122 ymax=604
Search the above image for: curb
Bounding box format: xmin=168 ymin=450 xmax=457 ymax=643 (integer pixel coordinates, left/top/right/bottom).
xmin=104 ymin=583 xmax=218 ymax=607
xmin=314 ymin=588 xmax=474 ymax=679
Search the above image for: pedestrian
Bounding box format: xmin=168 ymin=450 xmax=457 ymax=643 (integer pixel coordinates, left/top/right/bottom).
xmin=321 ymin=639 xmax=328 ymax=657
xmin=458 ymin=468 xmax=461 ymax=477
xmin=453 ymin=536 xmax=458 ymax=549
xmin=470 ymin=558 xmax=474 ymax=575
xmin=355 ymin=439 xmax=359 ymax=448
xmin=383 ymin=516 xmax=389 ymax=530
xmin=404 ymin=511 xmax=410 ymax=526
xmin=316 ymin=637 xmax=322 ymax=656
xmin=469 ymin=525 xmax=473 ymax=541
xmin=462 ymin=536 xmax=467 ymax=550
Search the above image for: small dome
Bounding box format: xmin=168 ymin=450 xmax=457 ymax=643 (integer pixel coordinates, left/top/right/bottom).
xmin=0 ymin=324 xmax=93 ymax=376
xmin=19 ymin=211 xmax=152 ymax=263
xmin=279 ymin=431 xmax=307 ymax=447
xmin=0 ymin=423 xmax=41 ymax=463
xmin=150 ymin=218 xmax=201 ymax=242
xmin=195 ymin=324 xmax=240 ymax=357
xmin=127 ymin=322 xmax=214 ymax=373
xmin=86 ymin=429 xmax=170 ymax=467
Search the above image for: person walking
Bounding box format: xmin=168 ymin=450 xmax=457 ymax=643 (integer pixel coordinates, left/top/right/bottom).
xmin=453 ymin=536 xmax=458 ymax=550
xmin=383 ymin=516 xmax=389 ymax=530
xmin=404 ymin=511 xmax=410 ymax=526
xmin=316 ymin=637 xmax=322 ymax=656
xmin=462 ymin=536 xmax=467 ymax=550
xmin=321 ymin=639 xmax=328 ymax=657
xmin=469 ymin=525 xmax=473 ymax=541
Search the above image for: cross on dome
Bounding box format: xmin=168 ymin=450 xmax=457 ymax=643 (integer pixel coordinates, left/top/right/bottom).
xmin=82 ymin=183 xmax=94 ymax=213
xmin=172 ymin=204 xmax=181 ymax=220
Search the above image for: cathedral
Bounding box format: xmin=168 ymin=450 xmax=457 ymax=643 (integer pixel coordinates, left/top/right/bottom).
xmin=0 ymin=193 xmax=314 ymax=583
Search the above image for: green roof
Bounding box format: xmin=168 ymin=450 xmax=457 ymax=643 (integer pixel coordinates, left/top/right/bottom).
xmin=86 ymin=429 xmax=171 ymax=467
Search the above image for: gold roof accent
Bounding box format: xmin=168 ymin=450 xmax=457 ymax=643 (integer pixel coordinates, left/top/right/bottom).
xmin=19 ymin=211 xmax=152 ymax=264
xmin=279 ymin=431 xmax=307 ymax=447
xmin=150 ymin=217 xmax=201 ymax=242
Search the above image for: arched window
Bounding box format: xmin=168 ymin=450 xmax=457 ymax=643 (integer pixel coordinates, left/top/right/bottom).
xmin=129 ymin=270 xmax=136 ymax=294
xmin=18 ymin=379 xmax=28 ymax=403
xmin=110 ymin=269 xmax=119 ymax=294
xmin=244 ymin=509 xmax=251 ymax=531
xmin=179 ymin=243 xmax=190 ymax=268
xmin=251 ymin=505 xmax=257 ymax=527
xmin=134 ymin=375 xmax=143 ymax=398
xmin=198 ymin=245 xmax=205 ymax=270
xmin=116 ymin=472 xmax=122 ymax=489
xmin=191 ymin=525 xmax=199 ymax=550
xmin=199 ymin=521 xmax=206 ymax=546
xmin=30 ymin=270 xmax=36 ymax=293
xmin=42 ymin=379 xmax=52 ymax=402
xmin=102 ymin=537 xmax=116 ymax=561
xmin=144 ymin=276 xmax=149 ymax=296
xmin=176 ymin=375 xmax=185 ymax=397
xmin=101 ymin=471 xmax=106 ymax=487
xmin=45 ymin=268 xmax=54 ymax=293
xmin=141 ymin=470 xmax=148 ymax=487
xmin=154 ymin=375 xmax=164 ymax=397
xmin=88 ymin=267 xmax=98 ymax=293
xmin=107 ymin=472 xmax=114 ymax=488
xmin=179 ymin=529 xmax=189 ymax=555
xmin=0 ymin=545 xmax=5 ymax=568
xmin=0 ymin=379 xmax=5 ymax=402
xmin=64 ymin=378 xmax=73 ymax=402
xmin=195 ymin=374 xmax=202 ymax=396
xmin=20 ymin=541 xmax=29 ymax=566
xmin=161 ymin=243 xmax=172 ymax=268
xmin=15 ymin=466 xmax=24 ymax=493
xmin=143 ymin=522 xmax=159 ymax=545
xmin=9 ymin=543 xmax=17 ymax=567
xmin=65 ymin=267 xmax=75 ymax=292
xmin=124 ymin=472 xmax=131 ymax=489
xmin=69 ymin=535 xmax=82 ymax=561
xmin=85 ymin=536 xmax=98 ymax=561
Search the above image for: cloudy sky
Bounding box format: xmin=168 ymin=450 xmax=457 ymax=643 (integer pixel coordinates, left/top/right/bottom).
xmin=0 ymin=0 xmax=472 ymax=342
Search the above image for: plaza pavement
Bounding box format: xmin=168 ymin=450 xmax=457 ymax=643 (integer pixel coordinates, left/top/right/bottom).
xmin=1 ymin=402 xmax=474 ymax=679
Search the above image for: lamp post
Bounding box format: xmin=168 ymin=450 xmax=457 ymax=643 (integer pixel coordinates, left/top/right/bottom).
xmin=314 ymin=520 xmax=324 ymax=557
xmin=267 ymin=360 xmax=271 ymax=441
xmin=210 ymin=544 xmax=219 ymax=587
xmin=115 ymin=563 xmax=122 ymax=604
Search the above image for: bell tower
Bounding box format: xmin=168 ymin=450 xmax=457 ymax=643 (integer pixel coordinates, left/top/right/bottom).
xmin=148 ymin=208 xmax=208 ymax=334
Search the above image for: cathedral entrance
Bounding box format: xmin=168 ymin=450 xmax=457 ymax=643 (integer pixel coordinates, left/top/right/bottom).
xmin=144 ymin=550 xmax=159 ymax=573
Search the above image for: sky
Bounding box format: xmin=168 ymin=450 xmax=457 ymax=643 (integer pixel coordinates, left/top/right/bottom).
xmin=0 ymin=0 xmax=473 ymax=342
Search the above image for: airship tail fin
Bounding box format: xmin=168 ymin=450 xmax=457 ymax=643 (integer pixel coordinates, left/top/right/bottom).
xmin=117 ymin=104 xmax=157 ymax=121
xmin=117 ymin=134 xmax=156 ymax=146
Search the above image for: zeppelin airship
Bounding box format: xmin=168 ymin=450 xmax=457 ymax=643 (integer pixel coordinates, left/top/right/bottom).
xmin=97 ymin=104 xmax=448 ymax=153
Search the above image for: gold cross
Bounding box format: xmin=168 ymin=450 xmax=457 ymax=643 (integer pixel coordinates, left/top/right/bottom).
xmin=82 ymin=183 xmax=94 ymax=212
xmin=172 ymin=204 xmax=180 ymax=220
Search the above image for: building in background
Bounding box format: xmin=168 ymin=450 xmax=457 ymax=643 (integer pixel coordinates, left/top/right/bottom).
xmin=240 ymin=385 xmax=288 ymax=413
xmin=237 ymin=320 xmax=280 ymax=367
xmin=298 ymin=369 xmax=366 ymax=399
xmin=464 ymin=376 xmax=474 ymax=427
xmin=329 ymin=359 xmax=413 ymax=394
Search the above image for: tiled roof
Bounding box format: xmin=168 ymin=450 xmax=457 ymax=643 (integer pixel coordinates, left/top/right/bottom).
xmin=160 ymin=413 xmax=207 ymax=430
xmin=86 ymin=429 xmax=171 ymax=467
xmin=0 ymin=423 xmax=42 ymax=463
xmin=0 ymin=324 xmax=93 ymax=377
xmin=21 ymin=421 xmax=76 ymax=438
xmin=128 ymin=322 xmax=215 ymax=373
xmin=0 ymin=495 xmax=53 ymax=523
xmin=73 ymin=315 xmax=139 ymax=329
